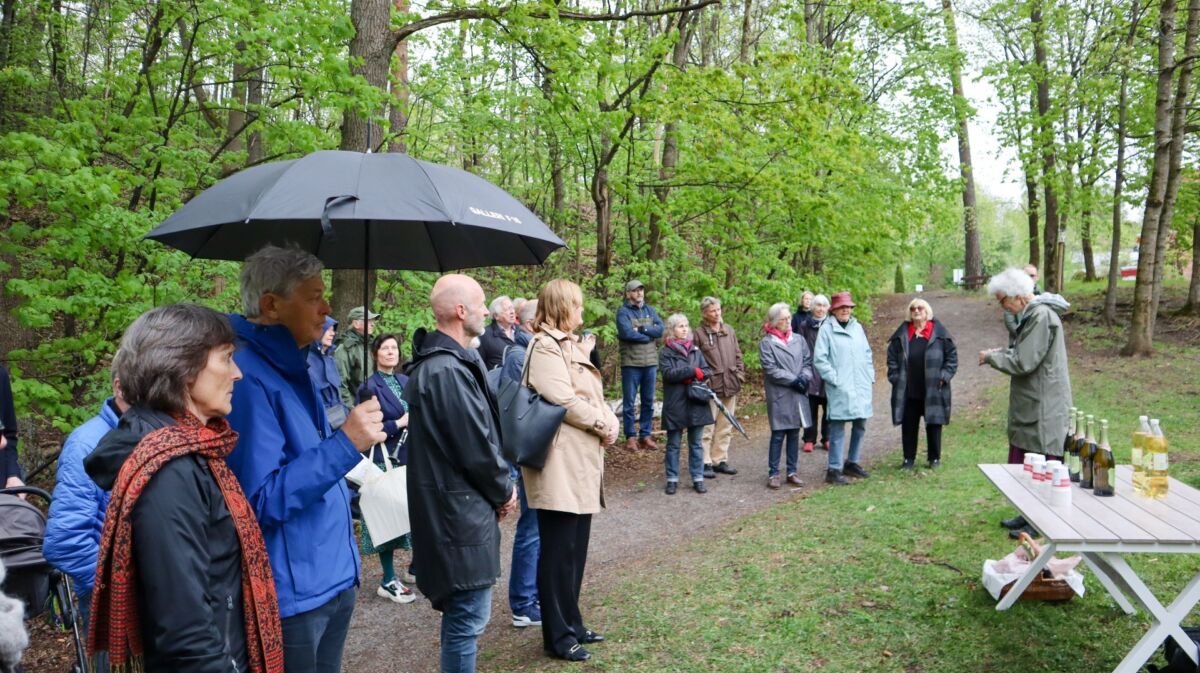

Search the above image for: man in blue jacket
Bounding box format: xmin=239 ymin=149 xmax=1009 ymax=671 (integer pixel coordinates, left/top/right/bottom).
xmin=43 ymin=365 xmax=127 ymax=628
xmin=226 ymin=245 xmax=386 ymax=673
xmin=615 ymin=280 xmax=664 ymax=450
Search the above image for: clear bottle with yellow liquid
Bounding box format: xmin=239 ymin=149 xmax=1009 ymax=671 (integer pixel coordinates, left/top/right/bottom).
xmin=1132 ymin=415 xmax=1151 ymax=496
xmin=1147 ymin=418 xmax=1169 ymax=499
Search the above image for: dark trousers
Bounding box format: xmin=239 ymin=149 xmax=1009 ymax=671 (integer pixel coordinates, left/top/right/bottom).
xmin=803 ymin=395 xmax=829 ymax=444
xmin=536 ymin=509 xmax=592 ymax=656
xmin=280 ymin=586 xmax=357 ymax=673
xmin=901 ymin=398 xmax=942 ymax=462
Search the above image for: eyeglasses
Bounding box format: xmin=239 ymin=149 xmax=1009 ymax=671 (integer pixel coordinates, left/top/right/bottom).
xmin=910 ymin=307 xmax=924 ymax=313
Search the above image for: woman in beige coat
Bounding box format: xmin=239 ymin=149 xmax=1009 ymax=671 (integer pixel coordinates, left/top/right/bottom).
xmin=523 ymin=279 xmax=619 ymax=662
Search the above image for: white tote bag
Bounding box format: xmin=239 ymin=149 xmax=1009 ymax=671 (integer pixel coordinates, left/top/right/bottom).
xmin=357 ymin=446 xmax=411 ymax=545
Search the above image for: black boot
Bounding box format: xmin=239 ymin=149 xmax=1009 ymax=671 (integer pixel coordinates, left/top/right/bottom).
xmin=825 ymin=469 xmax=849 ymax=485
xmin=1000 ymin=515 xmax=1027 ymax=530
xmin=1008 ymin=524 xmax=1039 ymax=540
xmin=844 ymin=462 xmax=870 ymax=478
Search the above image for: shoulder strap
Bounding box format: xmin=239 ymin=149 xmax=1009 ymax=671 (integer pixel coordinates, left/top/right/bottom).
xmin=522 ymin=334 xmax=573 ymax=388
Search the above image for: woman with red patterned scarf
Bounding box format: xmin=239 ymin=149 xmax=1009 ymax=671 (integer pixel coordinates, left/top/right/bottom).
xmin=84 ymin=304 xmax=283 ymax=673
xmin=759 ymin=302 xmax=815 ymax=490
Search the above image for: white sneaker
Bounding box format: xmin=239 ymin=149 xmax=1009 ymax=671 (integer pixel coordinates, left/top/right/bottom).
xmin=377 ymin=580 xmax=416 ymax=604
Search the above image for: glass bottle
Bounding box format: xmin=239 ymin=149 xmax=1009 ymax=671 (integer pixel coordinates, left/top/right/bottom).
xmin=1080 ymin=414 xmax=1096 ymax=490
xmin=1132 ymin=415 xmax=1151 ymax=496
xmin=1080 ymin=407 xmax=1089 ymax=479
xmin=1093 ymin=419 xmax=1115 ymax=496
xmin=1063 ymin=408 xmax=1077 ymax=480
xmin=1147 ymin=418 xmax=1169 ymax=499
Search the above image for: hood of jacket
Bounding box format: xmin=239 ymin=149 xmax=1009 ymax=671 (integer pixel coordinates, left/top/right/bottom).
xmin=313 ymin=316 xmax=338 ymax=352
xmin=334 ymin=325 xmax=366 ymax=349
xmin=1027 ymin=292 xmax=1070 ymax=315
xmin=84 ymin=406 xmax=177 ymax=490
xmin=405 ymin=327 xmax=477 ymax=372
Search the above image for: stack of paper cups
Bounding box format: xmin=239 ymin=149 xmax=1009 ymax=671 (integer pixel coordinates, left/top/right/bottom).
xmin=1030 ymin=454 xmax=1046 ymax=490
xmin=1023 ymin=454 xmax=1036 ymax=480
xmin=1044 ymin=460 xmax=1063 ymax=496
xmin=1050 ymin=464 xmax=1072 ymax=506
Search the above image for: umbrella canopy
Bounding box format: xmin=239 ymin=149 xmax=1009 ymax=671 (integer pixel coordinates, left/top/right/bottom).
xmin=146 ymin=150 xmax=565 ymax=270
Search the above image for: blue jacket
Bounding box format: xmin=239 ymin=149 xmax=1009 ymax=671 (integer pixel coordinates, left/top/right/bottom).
xmin=43 ymin=399 xmax=120 ymax=600
xmin=358 ymin=372 xmax=410 ymax=465
xmin=308 ymin=316 xmax=349 ymax=426
xmin=225 ymin=315 xmax=362 ymax=619
xmin=813 ymin=317 xmax=875 ymax=421
xmin=616 ymin=301 xmax=664 ymax=367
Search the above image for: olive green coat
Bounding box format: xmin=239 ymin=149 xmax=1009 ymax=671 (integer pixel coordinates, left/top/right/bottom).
xmin=984 ymin=300 xmax=1073 ymax=456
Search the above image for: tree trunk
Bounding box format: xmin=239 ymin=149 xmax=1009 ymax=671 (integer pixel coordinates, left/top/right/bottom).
xmin=1123 ymin=0 xmax=1177 ymax=356
xmin=593 ymin=140 xmax=613 ymax=277
xmin=647 ymin=13 xmax=694 ymax=261
xmin=332 ymin=0 xmax=393 ymax=323
xmin=1183 ymin=215 xmax=1200 ymax=314
xmin=941 ymin=0 xmax=981 ymax=288
xmin=1032 ymin=0 xmax=1061 ymax=292
xmin=387 ymin=0 xmax=410 ymax=153
xmin=1150 ymin=0 xmax=1200 ymax=330
xmin=739 ymin=0 xmax=753 ymax=63
xmin=1026 ymin=176 xmax=1040 ymax=268
xmin=1104 ymin=0 xmax=1140 ymax=324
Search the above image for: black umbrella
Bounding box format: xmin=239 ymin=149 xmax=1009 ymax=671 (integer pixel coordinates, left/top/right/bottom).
xmin=146 ymin=150 xmax=566 ymax=390
xmin=689 ymin=382 xmax=750 ymax=440
xmin=147 ymin=150 xmax=564 ymax=269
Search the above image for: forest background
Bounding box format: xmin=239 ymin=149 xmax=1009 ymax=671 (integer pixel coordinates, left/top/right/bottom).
xmin=2 ymin=0 xmax=1199 ymax=473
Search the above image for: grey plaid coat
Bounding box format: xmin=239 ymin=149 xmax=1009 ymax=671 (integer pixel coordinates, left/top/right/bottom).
xmin=885 ymin=319 xmax=958 ymax=426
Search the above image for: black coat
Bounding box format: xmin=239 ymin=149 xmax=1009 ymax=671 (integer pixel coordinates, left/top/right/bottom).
xmin=477 ymin=320 xmax=517 ymax=370
xmin=84 ymin=407 xmax=248 ymax=673
xmin=797 ymin=315 xmax=827 ymax=397
xmin=0 ymin=364 xmax=21 ymax=481
xmin=358 ymin=372 xmax=410 ymax=465
xmin=658 ymin=341 xmax=715 ymax=432
xmin=402 ymin=329 xmax=513 ymax=610
xmin=886 ymin=320 xmax=958 ymax=426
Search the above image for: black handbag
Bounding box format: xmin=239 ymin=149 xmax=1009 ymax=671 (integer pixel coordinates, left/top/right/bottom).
xmin=497 ymin=337 xmax=568 ymax=469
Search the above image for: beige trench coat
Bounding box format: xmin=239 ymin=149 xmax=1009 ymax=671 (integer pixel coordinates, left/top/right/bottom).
xmin=522 ymin=326 xmax=619 ymax=514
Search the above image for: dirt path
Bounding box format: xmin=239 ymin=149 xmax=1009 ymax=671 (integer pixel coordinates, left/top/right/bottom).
xmin=342 ymin=290 xmax=1009 ymax=673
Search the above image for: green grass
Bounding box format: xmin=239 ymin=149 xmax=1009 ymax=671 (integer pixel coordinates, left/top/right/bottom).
xmin=482 ymin=319 xmax=1200 ymax=673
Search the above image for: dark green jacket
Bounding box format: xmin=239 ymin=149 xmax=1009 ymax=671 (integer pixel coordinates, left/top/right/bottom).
xmin=333 ymin=328 xmax=372 ymax=407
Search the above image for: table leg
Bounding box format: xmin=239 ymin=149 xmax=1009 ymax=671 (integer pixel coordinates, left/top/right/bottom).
xmin=1081 ymin=552 xmax=1136 ymax=616
xmin=996 ymin=542 xmax=1056 ymax=611
xmin=1100 ymin=553 xmax=1200 ymax=673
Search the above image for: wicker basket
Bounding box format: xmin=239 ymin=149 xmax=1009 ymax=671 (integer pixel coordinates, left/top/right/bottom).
xmin=998 ymin=532 xmax=1076 ymax=603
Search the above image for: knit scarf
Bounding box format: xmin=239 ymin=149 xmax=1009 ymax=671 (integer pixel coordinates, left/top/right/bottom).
xmin=88 ymin=413 xmax=284 ymax=673
xmin=665 ymin=337 xmax=693 ymax=357
xmin=763 ymin=322 xmax=791 ymax=343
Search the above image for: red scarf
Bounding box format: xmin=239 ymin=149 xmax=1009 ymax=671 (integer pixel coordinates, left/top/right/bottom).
xmin=907 ymin=320 xmax=934 ymax=341
xmin=763 ymin=321 xmax=791 ymax=343
xmin=89 ymin=413 xmax=284 ymax=673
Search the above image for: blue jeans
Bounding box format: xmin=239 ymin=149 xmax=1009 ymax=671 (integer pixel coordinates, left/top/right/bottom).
xmin=621 ymin=365 xmax=657 ymax=438
xmin=828 ymin=418 xmax=867 ymax=471
xmin=768 ymin=429 xmax=801 ymax=476
xmin=665 ymin=427 xmax=705 ymax=483
xmin=440 ymin=586 xmax=493 ymax=673
xmin=508 ymin=465 xmax=540 ymax=615
xmin=281 ymin=586 xmax=356 ymax=673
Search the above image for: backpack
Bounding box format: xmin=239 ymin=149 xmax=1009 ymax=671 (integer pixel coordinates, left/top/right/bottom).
xmin=1146 ymin=627 xmax=1200 ymax=673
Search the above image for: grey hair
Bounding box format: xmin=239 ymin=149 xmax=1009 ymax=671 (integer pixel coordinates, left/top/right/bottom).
xmin=767 ymin=302 xmax=791 ymax=323
xmin=240 ymin=245 xmax=325 ymax=318
xmin=518 ymin=298 xmax=538 ymax=323
xmin=489 ymin=295 xmax=513 ymax=317
xmin=700 ymin=296 xmax=721 ymax=312
xmin=116 ymin=304 xmax=236 ymax=414
xmin=811 ymin=294 xmax=830 ymax=308
xmin=109 ymin=348 xmax=124 ymax=383
xmin=664 ymin=313 xmax=691 ymax=338
xmin=987 ymin=268 xmax=1035 ymax=299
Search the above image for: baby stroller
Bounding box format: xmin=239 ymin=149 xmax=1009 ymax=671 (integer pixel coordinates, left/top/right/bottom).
xmin=0 ymin=486 xmax=91 ymax=673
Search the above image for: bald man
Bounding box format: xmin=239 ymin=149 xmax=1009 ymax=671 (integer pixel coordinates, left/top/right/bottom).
xmin=403 ymin=274 xmax=517 ymax=673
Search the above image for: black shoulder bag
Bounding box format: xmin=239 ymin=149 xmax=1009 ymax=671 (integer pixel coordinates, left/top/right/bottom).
xmin=497 ymin=336 xmax=567 ymax=469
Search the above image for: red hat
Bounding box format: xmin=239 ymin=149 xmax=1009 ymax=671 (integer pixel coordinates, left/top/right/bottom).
xmin=830 ymin=291 xmax=855 ymax=310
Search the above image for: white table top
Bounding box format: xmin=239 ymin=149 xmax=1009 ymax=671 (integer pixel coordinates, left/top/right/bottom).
xmin=978 ymin=464 xmax=1200 ymax=546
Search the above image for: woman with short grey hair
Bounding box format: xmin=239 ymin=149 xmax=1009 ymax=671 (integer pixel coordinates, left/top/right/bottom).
xmin=659 ymin=313 xmax=715 ymax=494
xmin=84 ymin=304 xmax=283 ymax=673
xmin=986 ymin=268 xmax=1035 ymax=304
xmin=759 ymin=302 xmax=813 ymax=489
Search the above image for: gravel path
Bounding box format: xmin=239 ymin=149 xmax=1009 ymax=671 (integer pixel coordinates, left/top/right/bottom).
xmin=341 ymin=290 xmax=1008 ymax=672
